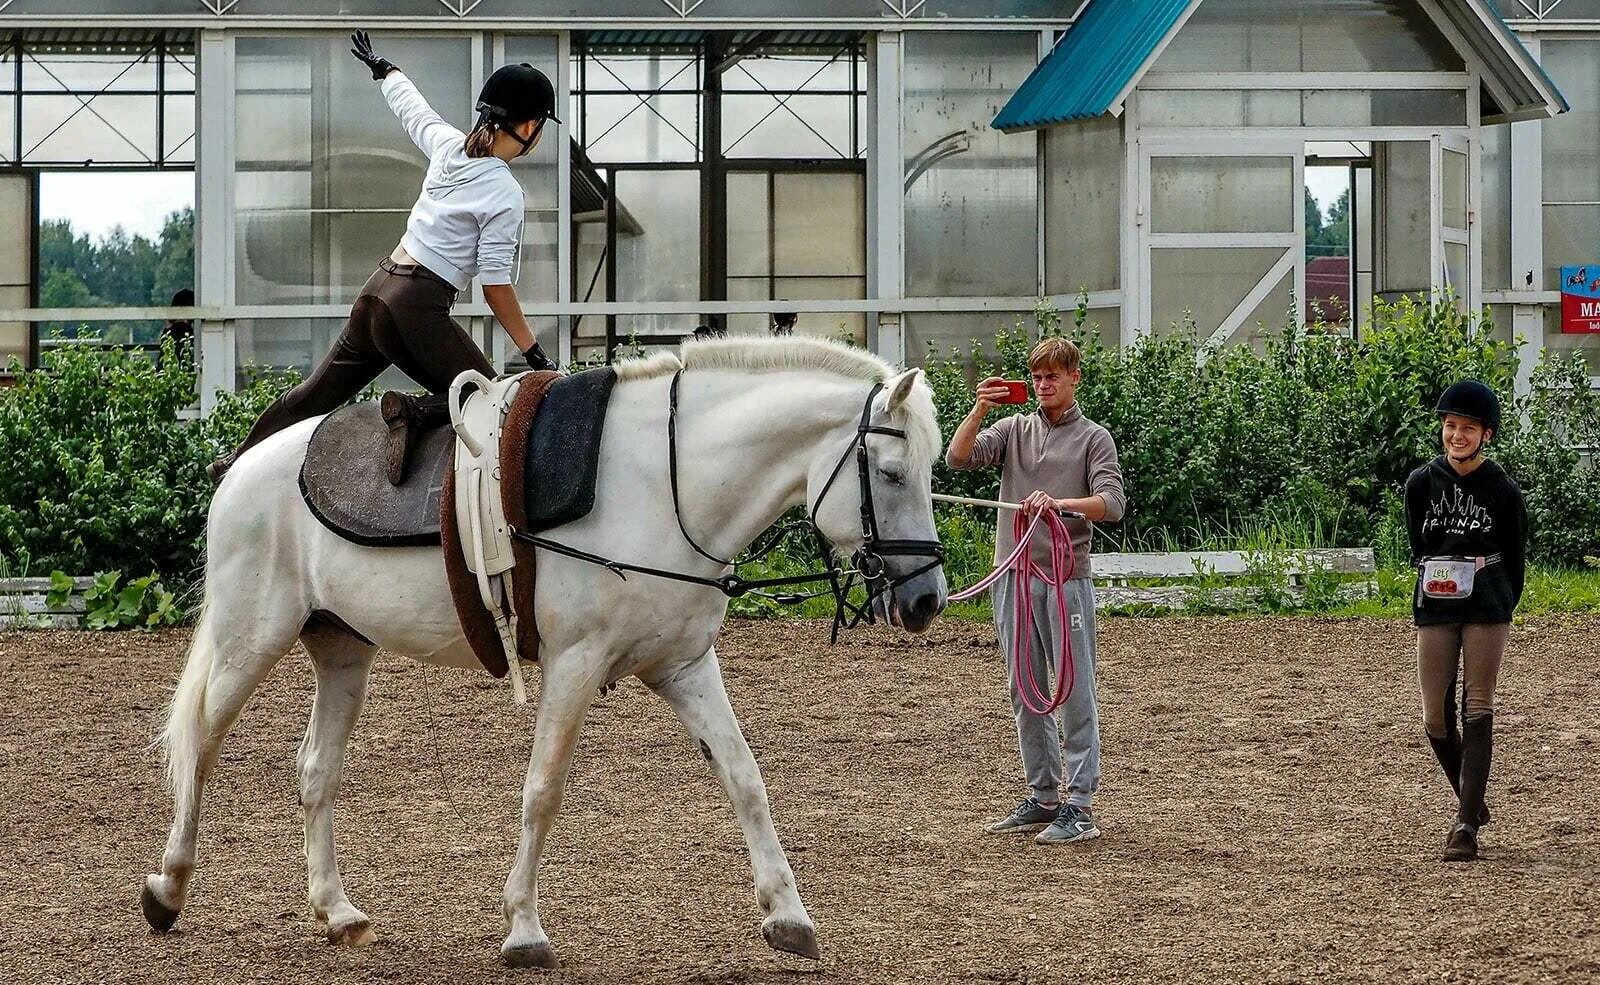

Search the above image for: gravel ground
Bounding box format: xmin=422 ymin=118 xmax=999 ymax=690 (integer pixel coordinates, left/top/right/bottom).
xmin=1 ymin=615 xmax=1597 ymax=985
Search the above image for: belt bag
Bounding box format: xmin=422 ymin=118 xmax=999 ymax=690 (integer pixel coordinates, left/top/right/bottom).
xmin=1420 ymin=554 xmax=1500 ymax=600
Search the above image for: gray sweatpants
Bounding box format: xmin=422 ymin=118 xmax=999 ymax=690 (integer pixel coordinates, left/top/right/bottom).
xmin=991 ymin=573 xmax=1101 ymax=808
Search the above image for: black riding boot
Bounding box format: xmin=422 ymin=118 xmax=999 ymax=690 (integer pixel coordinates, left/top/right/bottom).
xmin=1445 ymin=713 xmax=1494 ymax=862
xmin=1428 ymin=728 xmax=1463 ymax=795
xmin=380 ymin=391 xmax=451 ymax=485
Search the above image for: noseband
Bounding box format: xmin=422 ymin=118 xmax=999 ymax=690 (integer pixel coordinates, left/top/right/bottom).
xmin=515 ymin=372 xmax=945 ymax=640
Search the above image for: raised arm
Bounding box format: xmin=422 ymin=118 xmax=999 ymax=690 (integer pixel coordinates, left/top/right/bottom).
xmin=350 ymin=31 xmax=462 ymax=159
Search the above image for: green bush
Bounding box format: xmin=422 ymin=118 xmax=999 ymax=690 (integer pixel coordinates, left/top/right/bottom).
xmin=0 ymin=340 xmax=292 ymax=588
xmin=924 ymin=296 xmax=1599 ymax=568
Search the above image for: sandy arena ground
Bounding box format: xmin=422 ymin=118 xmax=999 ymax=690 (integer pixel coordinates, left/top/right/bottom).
xmin=1 ymin=615 xmax=1597 ymax=985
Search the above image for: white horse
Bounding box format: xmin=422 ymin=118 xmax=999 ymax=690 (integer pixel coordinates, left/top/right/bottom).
xmin=141 ymin=337 xmax=948 ymax=968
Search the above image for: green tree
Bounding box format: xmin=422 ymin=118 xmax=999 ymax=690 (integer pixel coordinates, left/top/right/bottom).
xmin=152 ymin=206 xmax=195 ymax=305
xmin=1304 ymin=187 xmax=1325 ymax=246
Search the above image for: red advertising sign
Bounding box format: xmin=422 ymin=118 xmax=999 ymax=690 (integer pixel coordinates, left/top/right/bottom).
xmin=1561 ymin=266 xmax=1600 ymax=334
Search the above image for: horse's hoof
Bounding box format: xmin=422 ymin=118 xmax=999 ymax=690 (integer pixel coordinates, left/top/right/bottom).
xmin=501 ymin=942 xmax=560 ymax=969
xmin=762 ymin=917 xmax=821 ymax=960
xmin=141 ymin=879 xmax=181 ymax=933
xmin=327 ymin=918 xmax=377 ymax=947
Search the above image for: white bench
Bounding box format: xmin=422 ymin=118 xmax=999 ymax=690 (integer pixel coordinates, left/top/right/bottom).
xmin=1089 ymin=548 xmax=1378 ymax=611
xmin=0 ymin=576 xmax=92 ymax=629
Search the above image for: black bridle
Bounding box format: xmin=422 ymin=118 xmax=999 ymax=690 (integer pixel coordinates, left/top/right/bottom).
xmin=512 ymin=372 xmax=945 ymax=640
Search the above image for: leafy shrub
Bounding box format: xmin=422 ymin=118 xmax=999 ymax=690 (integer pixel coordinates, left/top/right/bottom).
xmin=0 ymin=340 xmax=292 ymax=588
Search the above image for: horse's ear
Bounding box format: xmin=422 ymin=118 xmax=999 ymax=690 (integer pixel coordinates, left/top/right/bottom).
xmin=884 ymin=368 xmax=922 ymax=413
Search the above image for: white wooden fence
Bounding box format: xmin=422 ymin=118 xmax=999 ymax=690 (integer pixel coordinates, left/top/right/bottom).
xmin=0 ymin=577 xmax=92 ymax=630
xmin=1090 ymin=548 xmax=1378 ymax=610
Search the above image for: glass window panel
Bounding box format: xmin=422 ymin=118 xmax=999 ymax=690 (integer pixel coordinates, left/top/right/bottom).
xmin=1443 ymin=149 xmax=1467 ymax=231
xmin=1151 ymin=156 xmax=1293 ymax=234
xmin=166 ymin=52 xmax=197 ymax=93
xmin=725 ymin=53 xmax=857 ymax=94
xmin=1302 ymin=89 xmax=1466 ymax=127
xmin=905 ymin=310 xmax=1032 ymax=368
xmin=1541 ymin=40 xmax=1600 ymax=203
xmin=574 ymin=219 xmax=608 ymax=306
xmin=1543 ymin=204 xmax=1600 ymax=292
xmin=1045 ymin=115 xmax=1122 ymax=294
xmin=581 ymin=52 xmax=700 ymax=93
xmin=1150 ymin=247 xmax=1285 ymax=339
xmin=0 ymin=96 xmax=13 ymax=162
xmin=722 ymin=94 xmax=855 ymax=159
xmin=1 ymin=45 xmax=14 ymax=91
xmin=613 ymin=170 xmax=700 ymax=338
xmin=236 ymin=209 xmax=313 ymax=305
xmin=163 ymin=93 xmax=195 ymax=163
xmin=1137 ymin=90 xmax=1300 ymax=128
xmin=1378 ymin=141 xmax=1430 ymax=295
xmin=0 ymin=176 xmax=29 ymax=286
xmin=235 ymin=317 xmax=336 ymax=380
xmin=1484 ymin=304 xmax=1512 ymax=347
xmin=904 ymin=32 xmax=1037 ymax=298
xmin=1482 ymin=124 xmax=1510 ymax=291
xmin=1154 ymin=0 xmax=1462 ymax=72
xmin=1444 ymin=240 xmax=1469 ymax=306
xmin=584 ymin=93 xmax=699 ymax=163
xmin=502 ymin=36 xmax=562 ymax=303
xmin=773 ymin=172 xmax=864 ymax=277
xmin=726 ymin=172 xmax=771 ymax=278
xmin=23 ymin=94 xmax=158 ymax=164
xmin=518 ymin=209 xmax=560 ymax=306
xmin=725 ymin=277 xmax=771 ymax=337
xmin=772 ymin=277 xmax=866 ymax=345
xmin=1241 ymin=269 xmax=1296 ymax=353
xmin=22 ymin=44 xmax=159 ymax=92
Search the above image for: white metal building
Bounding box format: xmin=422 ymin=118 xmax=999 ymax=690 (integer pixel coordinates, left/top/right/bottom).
xmin=0 ymin=1 xmax=1594 ymax=406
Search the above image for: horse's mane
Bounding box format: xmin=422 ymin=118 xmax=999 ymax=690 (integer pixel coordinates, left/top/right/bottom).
xmin=612 ymin=336 xmax=893 ymax=384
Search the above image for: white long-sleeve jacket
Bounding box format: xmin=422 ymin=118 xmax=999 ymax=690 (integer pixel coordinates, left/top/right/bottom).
xmin=381 ymin=72 xmax=524 ymax=291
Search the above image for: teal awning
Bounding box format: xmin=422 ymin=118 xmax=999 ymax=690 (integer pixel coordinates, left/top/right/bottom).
xmin=992 ymin=0 xmax=1199 ymax=132
xmin=993 ymin=0 xmax=1566 ymax=133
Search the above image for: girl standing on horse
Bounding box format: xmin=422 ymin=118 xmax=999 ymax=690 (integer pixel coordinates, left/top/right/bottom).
xmin=1405 ymin=380 xmax=1527 ymax=862
xmin=209 ymin=31 xmax=560 ymax=486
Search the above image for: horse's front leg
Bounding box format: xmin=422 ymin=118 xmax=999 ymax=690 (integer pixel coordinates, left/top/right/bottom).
xmin=500 ymin=645 xmax=610 ymax=969
xmin=647 ymin=647 xmax=819 ymax=960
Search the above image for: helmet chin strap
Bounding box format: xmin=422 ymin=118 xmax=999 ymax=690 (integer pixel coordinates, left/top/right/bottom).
xmin=509 ymin=119 xmax=543 ymax=158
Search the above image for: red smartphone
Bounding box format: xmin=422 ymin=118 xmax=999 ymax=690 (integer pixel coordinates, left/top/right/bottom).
xmin=995 ymin=380 xmax=1030 ymax=404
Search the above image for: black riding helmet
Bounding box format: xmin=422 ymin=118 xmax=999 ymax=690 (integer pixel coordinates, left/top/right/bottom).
xmin=477 ymin=63 xmax=561 ymax=129
xmin=1435 ymin=379 xmax=1502 ymax=432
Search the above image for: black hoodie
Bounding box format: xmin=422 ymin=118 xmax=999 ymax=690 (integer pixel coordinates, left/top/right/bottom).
xmin=1404 ymin=456 xmax=1528 ymax=626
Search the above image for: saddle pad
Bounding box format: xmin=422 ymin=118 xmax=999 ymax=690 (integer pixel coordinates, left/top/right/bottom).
xmin=520 ymin=367 xmax=618 ymax=533
xmin=299 ymin=401 xmax=451 ymax=547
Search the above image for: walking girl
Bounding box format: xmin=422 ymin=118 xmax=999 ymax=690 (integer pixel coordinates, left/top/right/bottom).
xmin=1405 ymin=380 xmax=1528 ymax=862
xmin=210 ymin=31 xmax=561 ymax=485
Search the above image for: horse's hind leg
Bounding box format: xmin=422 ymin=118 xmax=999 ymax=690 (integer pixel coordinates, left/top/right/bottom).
xmin=142 ymin=603 xmax=298 ymax=931
xmin=297 ymin=623 xmax=378 ymax=946
xmin=646 ymin=647 xmax=818 ymax=960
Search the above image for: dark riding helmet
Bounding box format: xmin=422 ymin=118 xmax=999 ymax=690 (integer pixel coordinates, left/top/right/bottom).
xmin=476 ymin=63 xmax=561 ymax=126
xmin=1435 ymin=379 xmax=1501 ymax=433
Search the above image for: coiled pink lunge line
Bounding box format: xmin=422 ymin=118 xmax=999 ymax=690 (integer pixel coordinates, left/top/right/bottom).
xmin=949 ymin=508 xmax=1078 ymax=715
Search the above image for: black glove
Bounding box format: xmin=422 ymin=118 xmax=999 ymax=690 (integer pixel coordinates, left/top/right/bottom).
xmin=522 ymin=342 xmax=559 ymax=372
xmin=349 ymin=30 xmax=398 ymax=82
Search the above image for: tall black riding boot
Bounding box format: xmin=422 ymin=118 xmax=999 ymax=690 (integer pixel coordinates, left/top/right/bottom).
xmin=380 ymin=391 xmax=451 ymax=486
xmin=1428 ymin=728 xmax=1463 ymax=796
xmin=1445 ymin=714 xmax=1494 ymax=862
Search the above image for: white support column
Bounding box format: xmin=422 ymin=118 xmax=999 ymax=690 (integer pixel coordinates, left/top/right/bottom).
xmin=866 ymin=31 xmax=905 ymax=366
xmin=1510 ymin=38 xmax=1544 ymax=399
xmin=557 ymin=30 xmax=574 ymax=368
xmin=195 ymin=29 xmax=236 ymax=414
xmin=1121 ymin=92 xmax=1141 ymax=346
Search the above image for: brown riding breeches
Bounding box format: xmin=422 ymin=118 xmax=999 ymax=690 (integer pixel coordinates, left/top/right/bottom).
xmin=1418 ymin=622 xmax=1509 ymax=737
xmin=229 ymin=258 xmax=494 ymax=459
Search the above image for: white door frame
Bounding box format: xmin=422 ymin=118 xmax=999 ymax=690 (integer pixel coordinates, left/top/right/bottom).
xmin=1137 ymin=135 xmax=1304 ymax=344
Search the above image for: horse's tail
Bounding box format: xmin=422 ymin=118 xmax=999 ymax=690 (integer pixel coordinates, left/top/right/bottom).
xmin=160 ymin=599 xmax=214 ymax=823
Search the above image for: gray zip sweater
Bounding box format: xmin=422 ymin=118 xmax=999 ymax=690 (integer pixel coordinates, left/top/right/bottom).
xmin=945 ymin=403 xmax=1126 ymax=578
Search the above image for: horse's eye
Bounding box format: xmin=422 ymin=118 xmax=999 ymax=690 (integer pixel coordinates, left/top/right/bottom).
xmin=878 ymin=468 xmax=905 ymax=486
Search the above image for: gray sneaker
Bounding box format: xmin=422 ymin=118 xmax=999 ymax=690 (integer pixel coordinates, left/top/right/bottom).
xmin=985 ymin=797 xmax=1060 ymax=834
xmin=1035 ymin=804 xmax=1101 ymax=844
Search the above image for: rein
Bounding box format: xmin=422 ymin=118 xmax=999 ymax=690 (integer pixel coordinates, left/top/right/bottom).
xmin=513 ymin=372 xmax=944 ymax=640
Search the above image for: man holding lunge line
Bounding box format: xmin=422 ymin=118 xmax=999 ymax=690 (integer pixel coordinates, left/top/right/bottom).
xmin=946 ymin=337 xmax=1126 ymax=845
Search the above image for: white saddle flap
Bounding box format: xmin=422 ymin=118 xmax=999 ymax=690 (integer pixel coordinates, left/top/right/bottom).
xmin=449 ymin=370 xmax=526 ymax=578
